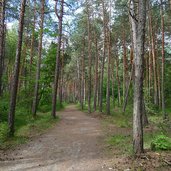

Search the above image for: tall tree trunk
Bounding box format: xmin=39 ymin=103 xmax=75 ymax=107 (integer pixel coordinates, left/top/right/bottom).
xmin=81 ymin=38 xmax=85 ymax=110
xmin=129 ymin=0 xmax=146 ymax=155
xmin=122 ymin=30 xmax=128 ymax=103
xmin=0 ymin=0 xmax=5 ymax=96
xmin=116 ymin=57 xmax=121 ymax=106
xmin=106 ymin=30 xmax=111 ymax=114
xmin=86 ymin=1 xmax=92 ymax=114
xmin=111 ymin=57 xmax=115 ymax=108
xmin=93 ymin=34 xmax=98 ymax=111
xmin=59 ymin=42 xmax=64 ymax=107
xmin=8 ymin=0 xmax=26 ymax=136
xmin=52 ymin=0 xmax=64 ymax=118
xmin=160 ymin=0 xmax=167 ymax=120
xmin=99 ymin=0 xmax=106 ymax=112
xmin=147 ymin=17 xmax=153 ymax=102
xmin=76 ymin=57 xmax=81 ymax=104
xmin=30 ymin=0 xmax=36 ymax=68
xmin=19 ymin=40 xmax=27 ymax=90
xmin=148 ymin=3 xmax=158 ymax=106
xmin=32 ymin=0 xmax=45 ymax=116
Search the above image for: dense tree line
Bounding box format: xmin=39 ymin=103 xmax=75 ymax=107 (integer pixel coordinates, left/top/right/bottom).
xmin=0 ymin=0 xmax=171 ymax=155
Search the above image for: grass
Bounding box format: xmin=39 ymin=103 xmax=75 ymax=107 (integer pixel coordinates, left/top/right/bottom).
xmin=97 ymin=102 xmax=171 ymax=154
xmin=0 ymin=102 xmax=64 ymax=150
xmin=76 ymin=102 xmax=89 ymax=112
xmin=16 ymin=112 xmax=60 ymax=137
xmin=0 ymin=112 xmax=60 ymax=150
xmin=143 ymin=112 xmax=171 ymax=150
xmin=106 ymin=134 xmax=132 ymax=155
xmin=101 ymin=104 xmax=133 ymax=128
xmin=76 ymin=101 xmax=171 ymax=154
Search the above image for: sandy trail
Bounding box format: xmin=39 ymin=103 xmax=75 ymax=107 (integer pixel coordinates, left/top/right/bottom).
xmin=0 ymin=105 xmax=112 ymax=171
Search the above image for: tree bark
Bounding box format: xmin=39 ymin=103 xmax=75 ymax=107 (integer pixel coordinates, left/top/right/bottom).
xmin=52 ymin=0 xmax=64 ymax=118
xmin=116 ymin=57 xmax=121 ymax=106
xmin=81 ymin=38 xmax=85 ymax=110
xmin=0 ymin=0 xmax=6 ymax=96
xmin=129 ymin=0 xmax=147 ymax=155
xmin=99 ymin=0 xmax=106 ymax=112
xmin=59 ymin=42 xmax=64 ymax=107
xmin=111 ymin=57 xmax=115 ymax=108
xmin=106 ymin=29 xmax=111 ymax=114
xmin=93 ymin=34 xmax=99 ymax=111
xmin=148 ymin=3 xmax=159 ymax=106
xmin=86 ymin=1 xmax=92 ymax=114
xmin=122 ymin=30 xmax=128 ymax=103
xmin=147 ymin=17 xmax=153 ymax=102
xmin=160 ymin=0 xmax=167 ymax=120
xmin=30 ymin=0 xmax=36 ymax=68
xmin=8 ymin=0 xmax=26 ymax=136
xmin=32 ymin=0 xmax=45 ymax=116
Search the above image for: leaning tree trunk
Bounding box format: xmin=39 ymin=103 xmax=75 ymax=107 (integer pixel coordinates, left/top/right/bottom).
xmin=0 ymin=0 xmax=5 ymax=96
xmin=129 ymin=0 xmax=147 ymax=155
xmin=8 ymin=0 xmax=26 ymax=136
xmin=52 ymin=0 xmax=64 ymax=118
xmin=32 ymin=0 xmax=45 ymax=117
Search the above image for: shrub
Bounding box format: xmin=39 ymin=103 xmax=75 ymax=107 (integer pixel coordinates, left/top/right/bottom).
xmin=0 ymin=122 xmax=9 ymax=143
xmin=151 ymin=135 xmax=171 ymax=151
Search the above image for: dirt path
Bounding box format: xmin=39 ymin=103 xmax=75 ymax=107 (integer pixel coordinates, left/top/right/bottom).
xmin=0 ymin=105 xmax=113 ymax=171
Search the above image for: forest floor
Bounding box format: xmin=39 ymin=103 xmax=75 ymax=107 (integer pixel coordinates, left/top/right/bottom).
xmin=0 ymin=105 xmax=170 ymax=171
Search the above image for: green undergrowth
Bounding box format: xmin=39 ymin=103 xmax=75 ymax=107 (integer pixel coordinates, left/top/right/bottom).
xmin=107 ymin=114 xmax=171 ymax=153
xmin=77 ymin=101 xmax=133 ymax=128
xmin=104 ymin=106 xmax=133 ymax=155
xmin=151 ymin=134 xmax=171 ymax=151
xmin=0 ymin=100 xmax=64 ymax=150
xmin=103 ymin=104 xmax=171 ymax=154
xmin=103 ymin=106 xmax=132 ymax=128
xmin=76 ymin=102 xmax=89 ymax=112
xmin=106 ymin=134 xmax=132 ymax=155
xmin=144 ymin=112 xmax=171 ymax=151
xmin=38 ymin=102 xmax=66 ymax=113
xmin=0 ymin=112 xmax=60 ymax=150
xmin=77 ymin=101 xmax=171 ymax=153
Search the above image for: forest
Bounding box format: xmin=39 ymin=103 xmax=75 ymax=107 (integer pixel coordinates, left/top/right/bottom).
xmin=0 ymin=0 xmax=171 ymax=170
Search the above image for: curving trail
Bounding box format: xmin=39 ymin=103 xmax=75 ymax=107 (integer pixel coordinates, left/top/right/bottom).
xmin=0 ymin=105 xmax=112 ymax=171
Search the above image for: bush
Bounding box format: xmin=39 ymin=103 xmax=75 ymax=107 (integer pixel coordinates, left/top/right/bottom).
xmin=0 ymin=122 xmax=9 ymax=143
xmin=151 ymin=135 xmax=171 ymax=151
